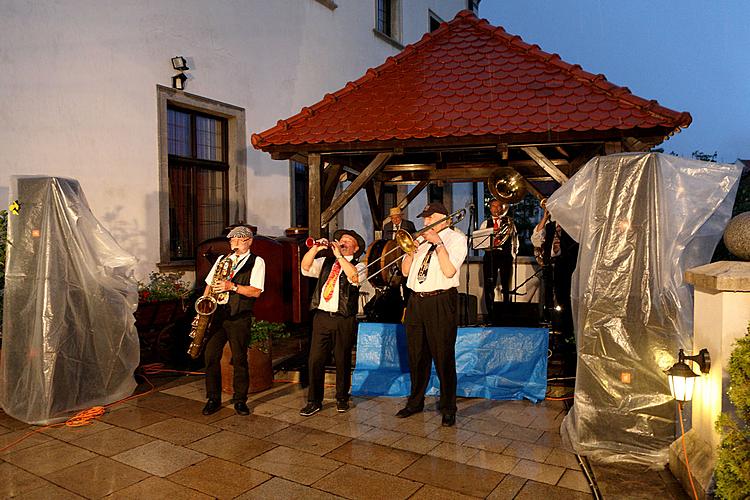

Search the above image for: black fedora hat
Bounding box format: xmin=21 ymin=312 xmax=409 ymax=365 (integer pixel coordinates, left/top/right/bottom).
xmin=332 ymin=229 xmax=366 ymax=259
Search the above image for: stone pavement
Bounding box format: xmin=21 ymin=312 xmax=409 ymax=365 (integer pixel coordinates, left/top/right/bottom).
xmin=0 ymin=376 xmax=688 ymax=499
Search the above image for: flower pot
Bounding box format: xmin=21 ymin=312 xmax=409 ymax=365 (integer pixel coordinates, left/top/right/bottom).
xmin=220 ymin=340 xmax=273 ymax=394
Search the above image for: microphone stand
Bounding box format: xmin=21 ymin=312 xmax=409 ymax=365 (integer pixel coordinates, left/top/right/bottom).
xmin=463 ymin=204 xmax=474 ymax=326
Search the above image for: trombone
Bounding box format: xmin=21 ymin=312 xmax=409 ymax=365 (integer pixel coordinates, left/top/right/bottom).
xmin=359 ymin=208 xmax=466 ymax=283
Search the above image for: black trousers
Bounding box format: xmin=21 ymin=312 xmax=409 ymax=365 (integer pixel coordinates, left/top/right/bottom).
xmin=483 ymin=249 xmax=513 ymax=313
xmin=307 ymin=311 xmax=356 ymax=404
xmin=204 ymin=310 xmax=252 ymax=403
xmin=404 ymin=288 xmax=458 ymax=416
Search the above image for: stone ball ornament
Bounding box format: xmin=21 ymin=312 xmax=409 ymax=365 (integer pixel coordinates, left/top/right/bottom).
xmin=723 ymin=211 xmax=750 ymax=261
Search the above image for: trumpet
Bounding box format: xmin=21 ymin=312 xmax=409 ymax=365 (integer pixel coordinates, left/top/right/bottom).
xmin=305 ymin=237 xmax=330 ymax=248
xmin=359 ymin=208 xmax=466 ymax=283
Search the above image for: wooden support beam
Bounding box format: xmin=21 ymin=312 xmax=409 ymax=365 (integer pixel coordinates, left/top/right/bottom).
xmin=308 ymin=154 xmax=322 ymax=239
xmin=604 ymin=141 xmax=623 ymax=155
xmin=321 ymin=152 xmax=392 ymax=227
xmin=622 ymin=137 xmax=650 ymax=152
xmin=521 ymin=146 xmax=569 ymax=184
xmin=365 ymin=183 xmax=383 ymax=231
xmin=399 ymin=180 xmax=429 ymax=211
xmin=523 ymin=179 xmax=544 ymax=200
xmin=322 ymin=163 xmax=343 ymax=206
xmin=569 ymin=144 xmax=602 ymax=173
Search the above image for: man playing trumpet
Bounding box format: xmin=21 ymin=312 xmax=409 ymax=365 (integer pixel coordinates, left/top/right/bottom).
xmin=201 ymin=226 xmax=265 ymax=416
xmin=397 ymin=202 xmax=467 ymax=427
xmin=300 ymin=229 xmax=366 ymax=416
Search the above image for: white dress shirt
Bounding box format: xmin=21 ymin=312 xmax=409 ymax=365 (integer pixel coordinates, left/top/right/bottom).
xmin=406 ymin=227 xmax=467 ymax=292
xmin=205 ymin=251 xmax=266 ymax=304
xmin=301 ymin=255 xmax=366 ymax=313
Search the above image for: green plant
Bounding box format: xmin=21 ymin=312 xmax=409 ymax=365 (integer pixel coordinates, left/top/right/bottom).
xmin=250 ymin=320 xmax=289 ymax=353
xmin=714 ymin=323 xmax=750 ymax=499
xmin=137 ymin=271 xmax=190 ymax=303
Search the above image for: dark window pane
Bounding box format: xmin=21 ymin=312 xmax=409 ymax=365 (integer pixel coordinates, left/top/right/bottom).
xmin=196 ymin=116 xmax=223 ymax=161
xmin=429 ymin=16 xmax=441 ymax=32
xmin=168 ymin=109 xmax=191 ymax=157
xmin=196 ymin=168 xmax=226 ymax=243
xmin=168 ymin=164 xmax=194 ymax=259
xmin=377 ymin=0 xmax=391 ymax=36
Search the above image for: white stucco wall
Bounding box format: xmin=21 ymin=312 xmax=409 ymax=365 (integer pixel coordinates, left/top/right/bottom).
xmin=0 ymin=0 xmax=466 ymax=277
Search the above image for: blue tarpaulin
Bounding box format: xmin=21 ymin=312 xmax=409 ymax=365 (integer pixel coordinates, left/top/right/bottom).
xmin=351 ymin=323 xmax=549 ymax=403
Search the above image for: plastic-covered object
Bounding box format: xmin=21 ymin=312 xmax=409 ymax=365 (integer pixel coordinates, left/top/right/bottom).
xmin=1 ymin=176 xmax=139 ymax=424
xmin=551 ymin=153 xmax=741 ymax=465
xmin=352 ymin=323 xmax=548 ymax=403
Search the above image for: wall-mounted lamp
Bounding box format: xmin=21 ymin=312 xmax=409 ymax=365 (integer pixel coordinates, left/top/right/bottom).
xmin=666 ymin=348 xmax=711 ymax=402
xmin=171 ymin=56 xmax=189 ymax=71
xmin=171 ymin=72 xmax=188 ymax=90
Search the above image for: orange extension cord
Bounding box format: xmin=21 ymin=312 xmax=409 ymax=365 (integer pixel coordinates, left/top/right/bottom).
xmin=678 ymin=401 xmax=700 ymax=500
xmin=0 ymin=366 xmax=333 ymax=453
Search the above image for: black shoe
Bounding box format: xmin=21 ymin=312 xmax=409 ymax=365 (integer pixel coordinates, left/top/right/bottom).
xmin=441 ymin=414 xmax=456 ymax=427
xmin=202 ymin=399 xmax=221 ymax=416
xmin=336 ymin=400 xmax=349 ymax=413
xmin=234 ymin=401 xmax=250 ymax=415
xmin=299 ymin=402 xmax=322 ymax=417
xmin=395 ymin=406 xmax=423 ymax=418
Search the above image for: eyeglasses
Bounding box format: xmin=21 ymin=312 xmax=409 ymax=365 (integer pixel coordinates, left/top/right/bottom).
xmin=230 ymin=237 xmax=252 ymax=242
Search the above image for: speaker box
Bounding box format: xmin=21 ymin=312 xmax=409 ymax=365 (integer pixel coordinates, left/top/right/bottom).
xmin=492 ymin=301 xmax=539 ymax=327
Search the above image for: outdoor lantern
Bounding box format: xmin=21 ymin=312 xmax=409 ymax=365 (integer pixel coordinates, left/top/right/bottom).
xmin=171 ymin=73 xmax=188 ymax=90
xmin=171 ymin=56 xmax=189 ymax=71
xmin=667 ymin=348 xmax=711 ymax=402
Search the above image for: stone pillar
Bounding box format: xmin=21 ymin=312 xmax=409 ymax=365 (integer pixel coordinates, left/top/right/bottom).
xmin=669 ymin=261 xmax=750 ymax=499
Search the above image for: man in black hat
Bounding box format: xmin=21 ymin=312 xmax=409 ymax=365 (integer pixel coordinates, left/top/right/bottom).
xmin=299 ymin=229 xmax=366 ymax=416
xmin=202 ymin=225 xmax=265 ymax=416
xmin=397 ymin=202 xmax=467 ymax=427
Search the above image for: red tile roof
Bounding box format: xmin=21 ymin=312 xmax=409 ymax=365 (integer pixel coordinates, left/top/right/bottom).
xmin=252 ymin=10 xmax=691 ymax=150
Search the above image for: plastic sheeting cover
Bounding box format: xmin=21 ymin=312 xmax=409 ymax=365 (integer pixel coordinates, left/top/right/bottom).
xmin=352 ymin=323 xmax=548 ymax=403
xmin=550 ymin=153 xmax=741 ymax=465
xmin=1 ymin=176 xmax=139 ymax=424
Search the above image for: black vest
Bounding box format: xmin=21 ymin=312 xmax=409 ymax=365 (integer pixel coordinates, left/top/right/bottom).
xmin=310 ymin=256 xmax=359 ymax=317
xmin=225 ymin=254 xmax=258 ymax=317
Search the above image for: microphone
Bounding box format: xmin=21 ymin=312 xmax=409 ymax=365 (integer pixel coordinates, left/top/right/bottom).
xmin=465 ymin=200 xmax=475 ymax=213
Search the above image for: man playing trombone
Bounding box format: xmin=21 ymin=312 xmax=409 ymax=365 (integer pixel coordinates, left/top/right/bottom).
xmin=397 ymin=202 xmax=467 ymax=427
xmin=299 ymin=229 xmax=366 ymax=416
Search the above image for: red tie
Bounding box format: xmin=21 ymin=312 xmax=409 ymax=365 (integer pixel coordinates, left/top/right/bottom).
xmin=493 ymin=218 xmax=501 ymax=248
xmin=322 ymin=260 xmax=342 ymax=301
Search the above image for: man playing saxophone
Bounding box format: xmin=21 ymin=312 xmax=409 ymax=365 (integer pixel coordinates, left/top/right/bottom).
xmin=201 ymin=226 xmax=265 ymax=416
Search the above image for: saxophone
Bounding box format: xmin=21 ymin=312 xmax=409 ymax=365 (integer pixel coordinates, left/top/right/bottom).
xmin=187 ymin=253 xmax=233 ymax=359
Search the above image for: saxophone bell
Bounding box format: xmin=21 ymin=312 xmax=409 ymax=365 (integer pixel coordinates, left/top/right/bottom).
xmin=187 ymin=252 xmax=234 ymax=359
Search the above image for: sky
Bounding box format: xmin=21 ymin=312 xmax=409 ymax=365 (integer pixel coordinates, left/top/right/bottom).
xmin=480 ymin=0 xmax=749 ymax=163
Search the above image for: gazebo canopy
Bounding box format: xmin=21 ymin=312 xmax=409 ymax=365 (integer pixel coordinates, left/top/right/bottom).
xmin=253 ymin=10 xmax=691 ymax=237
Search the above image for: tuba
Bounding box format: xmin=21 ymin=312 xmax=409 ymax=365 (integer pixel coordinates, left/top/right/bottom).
xmin=487 ymin=168 xmax=526 ymax=248
xmin=488 ymin=167 xmax=527 ymax=204
xmin=187 ymin=253 xmax=233 ymax=359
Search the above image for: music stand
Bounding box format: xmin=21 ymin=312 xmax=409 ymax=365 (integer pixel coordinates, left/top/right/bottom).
xmin=471 ymin=227 xmax=494 ymax=250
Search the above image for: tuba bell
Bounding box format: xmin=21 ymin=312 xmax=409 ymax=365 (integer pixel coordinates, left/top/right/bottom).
xmin=488 ymin=167 xmax=527 ymax=204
